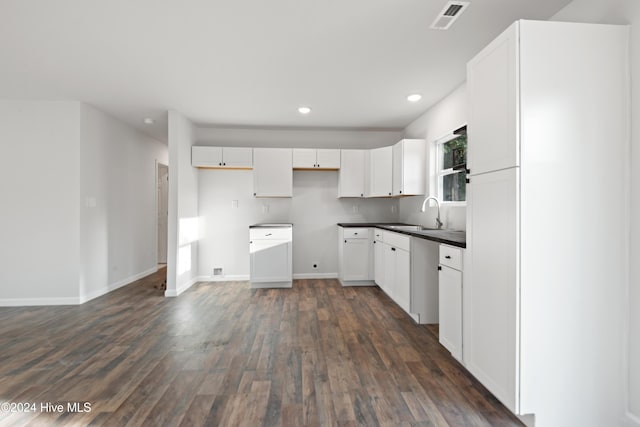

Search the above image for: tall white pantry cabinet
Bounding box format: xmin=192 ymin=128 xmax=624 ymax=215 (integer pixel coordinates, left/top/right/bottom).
xmin=466 ymin=20 xmax=628 ymax=427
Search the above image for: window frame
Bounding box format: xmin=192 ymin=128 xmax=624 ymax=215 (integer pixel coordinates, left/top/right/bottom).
xmin=434 ymin=128 xmax=467 ymax=205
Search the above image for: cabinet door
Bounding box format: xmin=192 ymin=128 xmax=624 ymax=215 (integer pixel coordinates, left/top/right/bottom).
xmin=222 ymin=147 xmax=253 ymax=168
xmin=395 ymin=248 xmax=411 ymax=314
xmin=439 ymin=265 xmax=462 ymax=361
xmin=339 ymin=150 xmax=366 ymax=197
xmin=392 ymin=142 xmax=403 ymax=195
xmin=250 ymin=240 xmax=291 ymax=282
xmin=253 ymin=148 xmax=293 ymax=197
xmin=400 ymin=140 xmax=426 ymax=196
xmin=374 ymin=240 xmax=385 ymax=287
xmin=467 ymin=22 xmax=519 ymax=175
xmin=466 ymin=167 xmax=519 ymax=412
xmin=370 ymin=146 xmax=393 ymax=197
xmin=192 ymin=146 xmax=223 ymax=167
xmin=383 ymin=244 xmax=396 ymax=298
xmin=292 ymin=149 xmax=316 ymax=168
xmin=342 ymin=239 xmax=370 ymax=281
xmin=316 ymin=149 xmax=340 ymax=169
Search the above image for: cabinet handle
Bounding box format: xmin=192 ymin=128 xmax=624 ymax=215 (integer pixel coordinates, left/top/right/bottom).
xmin=223 ymin=162 xmax=226 ymax=166
xmin=438 ymin=266 xmax=442 ymax=271
xmin=318 ymin=164 xmax=320 ymax=167
xmin=354 ymin=233 xmax=358 ymax=235
xmin=250 ymin=241 xmax=253 ymax=244
xmin=266 ymin=233 xmax=272 ymax=236
xmin=399 ymin=190 xmax=403 ymax=194
xmin=219 ymin=162 xmax=222 ymax=166
xmin=344 ymin=239 xmax=347 ymax=243
xmin=360 ymin=193 xmax=364 ymax=197
xmin=445 ymin=255 xmax=451 ymax=259
xmin=373 ymin=241 xmax=376 ymax=244
xmin=253 ymin=193 xmax=256 ymax=196
xmin=391 ymin=247 xmax=396 ymax=251
xmin=388 ymin=192 xmax=391 ymax=195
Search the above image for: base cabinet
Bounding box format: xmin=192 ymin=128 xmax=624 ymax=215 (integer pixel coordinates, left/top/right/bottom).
xmin=338 ymin=227 xmax=374 ymax=286
xmin=439 ymin=244 xmax=463 ymax=361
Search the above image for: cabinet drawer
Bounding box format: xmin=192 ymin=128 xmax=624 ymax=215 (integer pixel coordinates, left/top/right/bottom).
xmin=343 ymin=228 xmax=369 ymax=239
xmin=373 ymin=228 xmax=385 ymax=242
xmin=440 ymin=244 xmax=463 ymax=270
xmin=250 ymin=227 xmax=292 ymax=240
xmin=383 ymin=231 xmax=411 ymax=251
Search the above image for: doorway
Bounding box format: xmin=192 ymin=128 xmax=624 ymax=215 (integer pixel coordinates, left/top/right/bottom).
xmin=157 ymin=163 xmax=169 ymax=265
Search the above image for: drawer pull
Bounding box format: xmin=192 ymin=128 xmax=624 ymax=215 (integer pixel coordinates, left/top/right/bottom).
xmin=266 ymin=233 xmax=272 ymax=236
xmin=391 ymin=247 xmax=396 ymax=251
xmin=445 ymin=255 xmax=451 ymax=259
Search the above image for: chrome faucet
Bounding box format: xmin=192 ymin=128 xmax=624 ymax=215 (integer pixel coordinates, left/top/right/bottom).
xmin=421 ymin=196 xmax=443 ymax=229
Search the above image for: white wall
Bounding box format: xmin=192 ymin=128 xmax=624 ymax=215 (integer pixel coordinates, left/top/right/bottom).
xmin=79 ymin=104 xmax=168 ymax=302
xmin=195 ymin=126 xmax=402 ymax=149
xmin=0 ymin=101 xmax=81 ymax=304
xmin=400 ymin=84 xmax=468 ymax=231
xmin=551 ymin=2 xmax=639 ymax=425
xmin=197 ymin=170 xmax=398 ymax=279
xmin=166 ymin=111 xmax=199 ymax=296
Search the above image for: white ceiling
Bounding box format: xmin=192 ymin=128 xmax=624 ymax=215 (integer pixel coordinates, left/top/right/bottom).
xmin=0 ymin=0 xmax=571 ymax=143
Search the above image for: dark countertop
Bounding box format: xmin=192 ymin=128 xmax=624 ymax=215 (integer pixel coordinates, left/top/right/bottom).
xmin=338 ymin=223 xmax=466 ymax=248
xmin=250 ymin=223 xmax=293 ymax=228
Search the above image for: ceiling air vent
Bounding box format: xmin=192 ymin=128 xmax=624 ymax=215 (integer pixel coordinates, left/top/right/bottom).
xmin=430 ymin=1 xmax=470 ymax=30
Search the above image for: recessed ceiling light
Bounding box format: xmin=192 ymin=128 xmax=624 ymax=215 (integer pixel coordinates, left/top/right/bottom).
xmin=407 ymin=94 xmax=422 ymax=102
xmin=143 ymin=117 xmax=155 ymax=125
xmin=298 ymin=107 xmax=312 ymax=115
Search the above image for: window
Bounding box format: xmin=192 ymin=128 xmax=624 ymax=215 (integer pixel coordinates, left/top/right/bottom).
xmin=436 ymin=126 xmax=467 ymax=203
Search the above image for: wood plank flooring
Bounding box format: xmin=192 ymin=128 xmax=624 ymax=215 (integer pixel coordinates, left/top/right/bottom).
xmin=0 ymin=269 xmax=522 ymax=426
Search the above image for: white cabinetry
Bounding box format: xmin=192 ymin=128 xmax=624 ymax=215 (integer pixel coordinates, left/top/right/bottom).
xmin=192 ymin=146 xmax=253 ymax=169
xmin=373 ymin=229 xmax=385 ymax=287
xmin=252 ymin=148 xmax=292 ymax=197
xmin=293 ymin=149 xmax=340 ymax=169
xmin=438 ymin=244 xmax=463 ymax=361
xmin=466 ymin=20 xmax=628 ymax=424
xmin=338 ymin=227 xmax=374 ymax=286
xmin=338 ymin=150 xmax=366 ymax=198
xmin=379 ymin=231 xmax=411 ymax=317
xmin=367 ymin=146 xmax=393 ymax=197
xmin=392 ymin=139 xmax=426 ymax=196
xmin=249 ymin=225 xmax=292 ymax=288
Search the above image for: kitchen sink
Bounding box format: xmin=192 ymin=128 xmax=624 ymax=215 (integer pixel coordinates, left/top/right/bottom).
xmin=385 ymin=225 xmax=440 ymax=231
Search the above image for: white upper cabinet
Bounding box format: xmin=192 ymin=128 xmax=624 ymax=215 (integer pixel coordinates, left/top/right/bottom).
xmin=338 ymin=149 xmax=366 ymax=198
xmin=467 ymin=23 xmax=518 ymax=175
xmin=367 ymin=146 xmax=393 ymax=197
xmin=316 ymin=149 xmax=341 ymax=169
xmin=192 ymin=146 xmax=253 ymax=169
xmin=253 ymin=148 xmax=292 ymax=197
xmin=391 ymin=139 xmax=426 ymax=196
xmin=292 ymin=148 xmax=340 ymax=169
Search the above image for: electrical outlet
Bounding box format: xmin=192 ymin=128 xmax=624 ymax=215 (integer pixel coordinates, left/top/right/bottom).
xmin=262 ymin=203 xmax=269 ymax=213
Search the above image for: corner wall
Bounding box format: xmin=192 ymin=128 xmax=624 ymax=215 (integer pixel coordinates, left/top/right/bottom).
xmin=166 ymin=111 xmax=199 ymax=296
xmin=0 ymin=100 xmax=81 ymax=304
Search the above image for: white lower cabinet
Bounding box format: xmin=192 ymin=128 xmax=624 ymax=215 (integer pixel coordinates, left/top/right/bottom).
xmin=439 ymin=244 xmax=463 ymax=361
xmin=373 ymin=230 xmax=385 ymax=289
xmin=338 ymin=227 xmax=374 ymax=286
xmin=249 ymin=225 xmax=293 ymax=288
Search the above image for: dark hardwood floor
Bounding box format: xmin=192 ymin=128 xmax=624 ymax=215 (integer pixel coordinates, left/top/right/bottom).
xmin=0 ymin=269 xmax=522 ymax=426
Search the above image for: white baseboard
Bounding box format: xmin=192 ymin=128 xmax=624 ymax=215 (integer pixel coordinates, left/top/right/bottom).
xmin=0 ymin=267 xmax=160 ymax=307
xmin=293 ymin=272 xmax=338 ymax=280
xmin=197 ymin=274 xmax=250 ymax=282
xmin=625 ymin=411 xmax=640 ymax=427
xmin=80 ymin=266 xmax=158 ymax=303
xmin=165 ymin=276 xmax=199 ymax=297
xmin=0 ymin=296 xmax=81 ymax=307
